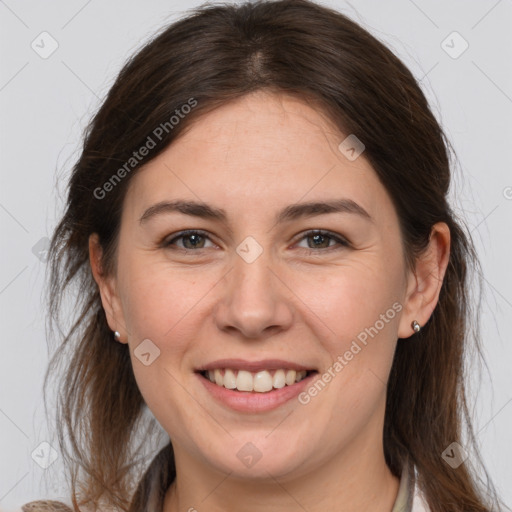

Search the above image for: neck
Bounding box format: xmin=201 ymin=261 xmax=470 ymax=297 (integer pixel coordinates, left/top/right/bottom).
xmin=163 ymin=435 xmax=400 ymax=512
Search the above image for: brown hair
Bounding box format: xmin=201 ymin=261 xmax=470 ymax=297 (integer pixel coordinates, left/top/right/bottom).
xmin=43 ymin=1 xmax=505 ymax=510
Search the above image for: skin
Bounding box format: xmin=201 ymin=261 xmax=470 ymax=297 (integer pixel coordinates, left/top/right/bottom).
xmin=89 ymin=90 xmax=450 ymax=512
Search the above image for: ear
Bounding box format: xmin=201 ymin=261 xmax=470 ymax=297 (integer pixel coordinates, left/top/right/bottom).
xmin=89 ymin=233 xmax=128 ymax=344
xmin=398 ymin=222 xmax=451 ymax=339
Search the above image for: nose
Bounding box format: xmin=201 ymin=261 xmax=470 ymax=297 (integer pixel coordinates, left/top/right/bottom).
xmin=213 ymin=249 xmax=294 ymax=340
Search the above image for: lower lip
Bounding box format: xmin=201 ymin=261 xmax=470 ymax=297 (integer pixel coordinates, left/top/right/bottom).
xmin=196 ymin=372 xmax=317 ymax=413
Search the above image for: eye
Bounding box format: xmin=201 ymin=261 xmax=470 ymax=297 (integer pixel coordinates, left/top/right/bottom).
xmin=163 ymin=230 xmax=215 ymax=250
xmin=295 ymin=230 xmax=350 ymax=252
xmin=162 ymin=229 xmax=350 ymax=253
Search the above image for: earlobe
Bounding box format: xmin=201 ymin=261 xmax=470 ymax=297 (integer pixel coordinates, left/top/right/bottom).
xmin=398 ymin=222 xmax=451 ymax=338
xmin=88 ymin=234 xmax=126 ymax=342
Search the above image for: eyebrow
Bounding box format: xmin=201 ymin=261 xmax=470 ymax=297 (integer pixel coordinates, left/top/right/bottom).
xmin=138 ymin=198 xmax=373 ymax=225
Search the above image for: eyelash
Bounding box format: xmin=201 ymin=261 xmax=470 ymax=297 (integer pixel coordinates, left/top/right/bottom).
xmin=162 ymin=229 xmax=350 ymax=254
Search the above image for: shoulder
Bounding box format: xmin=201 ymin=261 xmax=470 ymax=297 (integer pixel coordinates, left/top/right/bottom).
xmin=20 ymin=500 xmax=74 ymax=512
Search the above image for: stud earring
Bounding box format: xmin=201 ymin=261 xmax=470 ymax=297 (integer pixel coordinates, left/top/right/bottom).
xmin=411 ymin=320 xmax=421 ymax=334
xmin=114 ymin=331 xmax=121 ymax=341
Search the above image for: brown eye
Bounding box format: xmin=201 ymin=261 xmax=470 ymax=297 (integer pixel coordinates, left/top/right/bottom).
xmin=162 ymin=229 xmax=349 ymax=254
xmin=296 ymin=230 xmax=350 ymax=252
xmin=164 ymin=230 xmax=213 ymax=250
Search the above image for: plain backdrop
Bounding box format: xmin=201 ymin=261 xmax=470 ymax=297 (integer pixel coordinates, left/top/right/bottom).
xmin=0 ymin=0 xmax=511 ymax=509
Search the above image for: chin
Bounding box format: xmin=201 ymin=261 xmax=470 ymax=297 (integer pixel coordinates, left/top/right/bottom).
xmin=202 ymin=437 xmax=311 ymax=480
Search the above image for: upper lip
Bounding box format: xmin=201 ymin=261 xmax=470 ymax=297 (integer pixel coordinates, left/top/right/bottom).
xmin=195 ymin=359 xmax=316 ymax=373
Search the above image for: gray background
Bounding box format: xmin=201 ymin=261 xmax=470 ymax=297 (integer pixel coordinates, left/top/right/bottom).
xmin=0 ymin=0 xmax=511 ymax=509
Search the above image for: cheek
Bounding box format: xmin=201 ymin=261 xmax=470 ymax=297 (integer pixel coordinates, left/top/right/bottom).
xmin=117 ymin=262 xmax=215 ymax=436
xmin=295 ymin=255 xmax=403 ymax=348
xmin=119 ymin=258 xmax=211 ymax=346
xmin=291 ymin=256 xmax=403 ymax=416
xmin=293 ymin=266 xmax=401 ymax=452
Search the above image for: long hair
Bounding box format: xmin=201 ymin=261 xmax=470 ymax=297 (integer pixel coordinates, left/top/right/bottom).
xmin=44 ymin=1 xmax=505 ymax=510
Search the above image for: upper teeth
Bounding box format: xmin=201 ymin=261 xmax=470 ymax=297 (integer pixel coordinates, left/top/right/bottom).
xmin=206 ymin=369 xmax=309 ymax=392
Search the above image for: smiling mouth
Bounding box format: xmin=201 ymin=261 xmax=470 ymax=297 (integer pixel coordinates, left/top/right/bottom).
xmin=198 ymin=368 xmax=318 ymax=393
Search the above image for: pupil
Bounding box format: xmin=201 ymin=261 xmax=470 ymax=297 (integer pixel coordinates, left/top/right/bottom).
xmin=186 ymin=234 xmax=203 ymax=248
xmin=310 ymin=234 xmax=327 ymax=248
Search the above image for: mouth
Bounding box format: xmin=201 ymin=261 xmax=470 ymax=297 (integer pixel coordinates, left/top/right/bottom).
xmin=194 ymin=360 xmax=320 ymax=412
xmin=197 ymin=368 xmax=318 ymax=393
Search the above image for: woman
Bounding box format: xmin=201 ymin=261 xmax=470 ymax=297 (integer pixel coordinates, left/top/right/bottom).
xmin=22 ymin=0 xmax=506 ymax=511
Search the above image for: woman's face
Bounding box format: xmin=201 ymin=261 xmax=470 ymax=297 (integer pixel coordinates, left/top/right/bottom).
xmin=93 ymin=91 xmax=425 ymax=480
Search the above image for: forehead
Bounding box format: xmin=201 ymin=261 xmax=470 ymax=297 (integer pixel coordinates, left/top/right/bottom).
xmin=123 ymin=91 xmax=393 ymax=225
xmin=165 ymin=91 xmax=351 ymax=168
